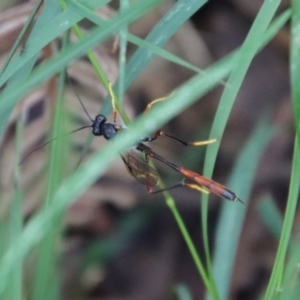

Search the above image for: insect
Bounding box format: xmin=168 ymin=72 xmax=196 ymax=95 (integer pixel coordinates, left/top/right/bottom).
xmin=21 ymin=78 xmax=243 ymax=203
xmin=81 ymin=82 xmax=242 ymax=203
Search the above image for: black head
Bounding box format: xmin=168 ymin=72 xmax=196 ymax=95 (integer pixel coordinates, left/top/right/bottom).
xmin=92 ymin=114 xmax=107 ymax=136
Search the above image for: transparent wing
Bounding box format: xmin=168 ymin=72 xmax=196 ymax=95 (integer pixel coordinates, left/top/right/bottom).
xmin=121 ymin=150 xmax=160 ymax=188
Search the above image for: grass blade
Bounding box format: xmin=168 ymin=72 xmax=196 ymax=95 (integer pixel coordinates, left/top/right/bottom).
xmin=7 ymin=118 xmax=24 ymax=300
xmin=31 ymin=33 xmax=69 ymax=300
xmin=264 ymin=136 xmax=300 ymax=300
xmin=264 ymin=1 xmax=300 ymax=297
xmin=202 ymin=0 xmax=284 ymax=292
xmin=213 ymin=116 xmax=276 ymax=299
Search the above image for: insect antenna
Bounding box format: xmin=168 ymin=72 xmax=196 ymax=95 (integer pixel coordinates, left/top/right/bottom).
xmin=66 ymin=71 xmax=94 ymax=123
xmin=19 ymin=124 xmax=92 ymax=165
xmin=19 ymin=71 xmax=95 ymax=165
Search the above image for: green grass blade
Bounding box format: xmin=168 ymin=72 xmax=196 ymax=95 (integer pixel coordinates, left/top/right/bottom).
xmin=264 ymin=1 xmax=300 ymax=298
xmin=202 ymin=0 xmax=284 ymax=290
xmin=7 ymin=118 xmax=24 ymax=300
xmin=291 ymin=0 xmax=300 ymax=138
xmin=281 ymin=232 xmax=300 ymax=300
xmin=264 ymin=136 xmax=300 ymax=300
xmin=31 ymin=34 xmax=69 ymax=300
xmin=127 ymin=34 xmax=204 ymax=74
xmin=167 ymin=198 xmax=219 ymax=299
xmin=1 ymin=8 xmax=60 ymax=297
xmin=212 ymin=116 xmax=276 ymax=300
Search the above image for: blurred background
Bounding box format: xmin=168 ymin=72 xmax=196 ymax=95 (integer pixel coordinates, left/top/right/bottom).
xmin=0 ymin=0 xmax=295 ymax=299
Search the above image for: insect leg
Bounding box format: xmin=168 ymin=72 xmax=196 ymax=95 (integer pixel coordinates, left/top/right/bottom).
xmin=142 ymin=92 xmax=216 ymax=146
xmin=145 ymin=130 xmax=217 ymax=146
xmin=144 ymin=92 xmax=174 ymax=114
xmin=107 ymin=82 xmax=118 ymax=123
xmin=146 ymin=179 xmax=209 ymax=195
